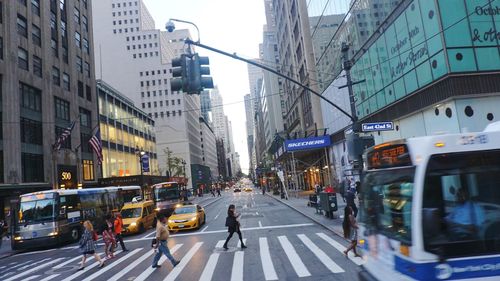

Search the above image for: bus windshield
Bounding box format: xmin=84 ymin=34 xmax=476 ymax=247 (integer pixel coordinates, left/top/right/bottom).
xmin=361 ymin=167 xmax=415 ymax=243
xmin=422 ymin=150 xmax=500 ymax=257
xmin=19 ymin=199 xmax=56 ymax=224
xmin=154 ymin=186 xmax=179 ymax=202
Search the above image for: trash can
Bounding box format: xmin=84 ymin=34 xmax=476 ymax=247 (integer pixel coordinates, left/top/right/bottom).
xmin=319 ymin=192 xmax=338 ymax=219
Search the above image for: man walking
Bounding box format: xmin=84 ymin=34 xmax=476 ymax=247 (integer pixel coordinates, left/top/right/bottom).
xmin=346 ymin=186 xmax=358 ymax=217
xmin=113 ymin=212 xmax=128 ymax=251
xmin=152 ymin=214 xmax=180 ymax=268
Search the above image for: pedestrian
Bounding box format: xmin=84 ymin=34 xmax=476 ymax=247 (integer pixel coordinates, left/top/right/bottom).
xmin=78 ymin=220 xmax=104 ymax=270
xmin=102 ymin=215 xmax=116 ymax=259
xmin=211 ymin=187 xmax=216 ymax=197
xmin=113 ymin=212 xmax=128 ymax=251
xmin=152 ymin=214 xmax=180 ymax=269
xmin=346 ymin=186 xmax=358 ymax=217
xmin=342 ymin=206 xmax=361 ymax=257
xmin=217 ymin=187 xmax=221 ymax=197
xmin=314 ymin=182 xmax=322 ymax=194
xmin=223 ymin=204 xmax=247 ymax=250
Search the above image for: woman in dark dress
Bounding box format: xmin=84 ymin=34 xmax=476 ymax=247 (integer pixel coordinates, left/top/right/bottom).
xmin=223 ymin=204 xmax=247 ymax=250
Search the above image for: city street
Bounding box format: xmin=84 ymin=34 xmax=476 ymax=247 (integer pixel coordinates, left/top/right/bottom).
xmin=0 ymin=190 xmax=363 ymax=281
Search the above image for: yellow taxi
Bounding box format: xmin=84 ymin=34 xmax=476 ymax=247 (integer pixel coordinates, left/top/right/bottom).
xmin=121 ymin=200 xmax=156 ymax=234
xmin=167 ymin=204 xmax=206 ymax=231
xmin=243 ymin=186 xmax=253 ymax=192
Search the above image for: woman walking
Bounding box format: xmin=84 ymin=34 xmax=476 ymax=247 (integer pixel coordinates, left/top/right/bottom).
xmin=223 ymin=204 xmax=247 ymax=250
xmin=342 ymin=206 xmax=361 ymax=257
xmin=78 ymin=220 xmax=104 ymax=270
xmin=102 ymin=215 xmax=116 ymax=259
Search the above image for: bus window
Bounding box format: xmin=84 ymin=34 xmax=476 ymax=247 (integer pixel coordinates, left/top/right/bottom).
xmin=19 ymin=198 xmax=56 ymax=224
xmin=361 ymin=167 xmax=414 ymax=243
xmin=59 ymin=195 xmax=80 ymax=215
xmin=423 ymin=150 xmax=500 ymax=257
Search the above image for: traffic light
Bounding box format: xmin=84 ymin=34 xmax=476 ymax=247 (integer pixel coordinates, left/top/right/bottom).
xmin=170 ymin=54 xmax=189 ymax=92
xmin=188 ymin=54 xmax=214 ymax=94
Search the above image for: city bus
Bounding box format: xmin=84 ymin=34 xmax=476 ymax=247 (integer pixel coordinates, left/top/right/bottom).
xmin=358 ymin=129 xmax=500 ymax=281
xmin=152 ymin=181 xmax=182 ymax=216
xmin=12 ymin=186 xmax=141 ymax=250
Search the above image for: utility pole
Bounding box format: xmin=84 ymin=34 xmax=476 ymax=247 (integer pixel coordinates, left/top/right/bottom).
xmin=165 ymin=147 xmax=172 ymax=178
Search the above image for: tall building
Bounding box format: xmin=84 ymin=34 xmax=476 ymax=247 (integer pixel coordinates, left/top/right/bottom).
xmin=199 ymin=117 xmax=218 ymax=180
xmin=92 ymin=0 xmax=204 ymax=189
xmin=244 ymin=94 xmax=254 ymax=177
xmin=200 ymin=90 xmax=212 ymax=123
xmin=215 ymin=138 xmax=227 ymax=180
xmin=97 ymin=80 xmax=158 ymax=178
xmin=0 ymin=0 xmax=98 ymax=217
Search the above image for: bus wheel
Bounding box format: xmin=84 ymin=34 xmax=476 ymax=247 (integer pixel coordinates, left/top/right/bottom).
xmin=71 ymin=227 xmax=80 ymax=242
xmin=139 ymin=223 xmax=145 ymax=233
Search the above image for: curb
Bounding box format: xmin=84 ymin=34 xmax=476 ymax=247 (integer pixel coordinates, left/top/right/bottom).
xmin=266 ymin=194 xmax=347 ymax=241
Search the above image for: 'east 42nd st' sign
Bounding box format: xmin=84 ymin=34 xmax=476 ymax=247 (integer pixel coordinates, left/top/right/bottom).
xmin=362 ymin=122 xmax=394 ymax=132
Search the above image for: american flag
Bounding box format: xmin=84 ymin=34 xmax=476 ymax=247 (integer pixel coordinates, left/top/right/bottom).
xmin=53 ymin=120 xmax=76 ymax=151
xmin=89 ymin=128 xmax=103 ymax=165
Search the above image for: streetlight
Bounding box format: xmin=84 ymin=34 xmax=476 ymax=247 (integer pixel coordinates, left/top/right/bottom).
xmin=135 ymin=147 xmax=146 ymax=176
xmin=165 ymin=18 xmax=201 ymax=43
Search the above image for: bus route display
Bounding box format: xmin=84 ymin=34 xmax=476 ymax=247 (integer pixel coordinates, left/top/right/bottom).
xmin=366 ymin=144 xmax=412 ymax=170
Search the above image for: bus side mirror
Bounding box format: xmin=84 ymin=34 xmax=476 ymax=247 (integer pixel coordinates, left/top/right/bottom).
xmin=422 ymin=208 xmax=442 ymax=238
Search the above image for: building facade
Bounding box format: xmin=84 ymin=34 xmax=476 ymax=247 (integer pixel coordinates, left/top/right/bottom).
xmin=92 ymin=0 xmax=205 ymax=189
xmin=97 ymin=80 xmax=158 ymax=178
xmin=0 ymin=0 xmax=98 ymax=219
xmin=199 ymin=117 xmax=218 ymax=180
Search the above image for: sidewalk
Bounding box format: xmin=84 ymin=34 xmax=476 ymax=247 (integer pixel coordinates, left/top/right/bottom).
xmin=0 ymin=236 xmax=14 ymax=260
xmin=267 ymin=190 xmax=348 ymax=239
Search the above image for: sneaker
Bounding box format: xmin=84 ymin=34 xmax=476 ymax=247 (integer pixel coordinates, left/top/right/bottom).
xmin=241 ymin=244 xmax=247 ymax=249
xmin=173 ymin=260 xmax=180 ymax=267
xmin=77 ymin=267 xmax=85 ymax=271
xmin=223 ymin=245 xmax=228 ymax=250
xmin=99 ymin=261 xmax=105 ymax=268
xmin=152 ymin=264 xmax=161 ymax=269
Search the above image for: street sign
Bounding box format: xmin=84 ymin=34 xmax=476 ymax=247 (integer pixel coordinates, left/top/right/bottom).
xmin=361 ymin=122 xmax=394 ymax=132
xmin=285 ymin=136 xmax=331 ymax=152
xmin=141 ymin=154 xmax=150 ymax=173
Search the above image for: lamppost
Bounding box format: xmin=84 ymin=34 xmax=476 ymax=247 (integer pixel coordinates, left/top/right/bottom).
xmin=165 ymin=18 xmax=201 ymax=43
xmin=135 ymin=147 xmax=146 ymax=176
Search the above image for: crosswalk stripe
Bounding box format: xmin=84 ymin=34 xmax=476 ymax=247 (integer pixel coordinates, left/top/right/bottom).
xmin=3 ymin=258 xmax=64 ymax=281
xmin=21 ymin=275 xmax=40 ymax=281
xmin=237 ymin=239 xmax=247 ymax=248
xmin=316 ymin=233 xmax=365 ymax=265
xmin=277 ymin=236 xmax=311 ymax=277
xmin=231 ymin=251 xmax=244 ymax=281
xmin=18 ymin=258 xmax=51 ymax=270
xmin=164 ymin=242 xmax=203 ymax=281
xmin=215 ymin=240 xmax=225 ymax=248
xmin=60 ymin=251 xmax=122 ymax=281
xmin=198 ymin=253 xmax=220 ymax=281
xmin=134 ymin=244 xmax=183 ymax=281
xmin=81 ymin=248 xmax=143 ymax=281
xmin=39 ymin=274 xmax=60 ymax=281
xmin=259 ymin=237 xmax=278 ymax=281
xmin=107 ymin=248 xmax=161 ymax=281
xmin=3 ymin=260 xmax=33 ymax=271
xmin=297 ymin=234 xmax=344 ymax=273
xmin=54 ymin=251 xmax=105 ymax=269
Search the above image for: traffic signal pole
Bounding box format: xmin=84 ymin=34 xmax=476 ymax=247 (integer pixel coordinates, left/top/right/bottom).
xmin=184 ymin=39 xmax=355 ymax=122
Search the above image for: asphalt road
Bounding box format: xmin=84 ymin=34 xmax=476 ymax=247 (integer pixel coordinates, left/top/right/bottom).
xmin=0 ymin=191 xmax=363 ymax=281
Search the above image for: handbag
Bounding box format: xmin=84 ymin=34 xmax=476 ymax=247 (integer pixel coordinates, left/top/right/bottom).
xmin=92 ymin=231 xmax=98 ymax=241
xmin=225 ymin=216 xmax=231 ymax=227
xmin=151 ymin=238 xmax=157 ymax=248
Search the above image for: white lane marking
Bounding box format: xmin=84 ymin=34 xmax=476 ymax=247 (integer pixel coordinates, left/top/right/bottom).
xmin=0 ymin=265 xmax=5 ymax=270
xmin=163 ymin=242 xmax=203 ymax=281
xmin=258 ymin=221 xmax=263 ymax=228
xmin=297 ymin=234 xmax=344 ymax=273
xmin=3 ymin=258 xmax=64 ymax=281
xmin=17 ymin=258 xmax=51 ymax=270
xmin=3 ymin=260 xmax=33 ymax=271
xmin=53 ymin=251 xmax=104 ymax=269
xmin=21 ymin=275 xmax=40 ymax=281
xmin=82 ymin=248 xmax=142 ymax=281
xmin=214 ymin=210 xmax=221 ymax=220
xmin=277 ymin=236 xmax=311 ymax=277
xmin=199 ymin=253 xmax=220 ymax=281
xmin=259 ymin=237 xmax=278 ymax=280
xmin=201 ymin=226 xmax=208 ymax=232
xmin=60 ymin=251 xmax=122 ymax=281
xmin=256 ymin=212 xmax=259 ymax=215
xmin=316 ymin=233 xmax=365 ymax=265
xmin=142 ymin=230 xmax=156 ymax=239
xmin=39 ymin=274 xmax=60 ymax=281
xmin=215 ymin=240 xmax=225 ymax=248
xmin=231 ymin=251 xmax=244 ymax=281
xmin=107 ymin=248 xmax=160 ymax=281
xmin=134 ymin=244 xmax=182 ymax=281
xmin=237 ymin=239 xmax=247 ymax=248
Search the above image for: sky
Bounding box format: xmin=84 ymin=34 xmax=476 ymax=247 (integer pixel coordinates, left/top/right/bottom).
xmin=145 ymin=0 xmax=266 ymax=174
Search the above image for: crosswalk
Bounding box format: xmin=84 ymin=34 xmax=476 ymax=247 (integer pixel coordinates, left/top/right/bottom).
xmin=0 ymin=232 xmax=364 ymax=281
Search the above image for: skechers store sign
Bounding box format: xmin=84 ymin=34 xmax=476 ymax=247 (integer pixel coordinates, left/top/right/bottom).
xmin=285 ymin=136 xmax=331 ymax=152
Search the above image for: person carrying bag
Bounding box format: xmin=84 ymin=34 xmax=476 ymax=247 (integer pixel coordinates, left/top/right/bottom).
xmin=223 ymin=204 xmax=246 ymax=250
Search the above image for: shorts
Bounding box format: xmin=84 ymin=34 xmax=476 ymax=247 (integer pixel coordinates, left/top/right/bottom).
xmin=83 ymin=250 xmax=95 ymax=255
xmin=350 ymin=229 xmax=358 ymax=241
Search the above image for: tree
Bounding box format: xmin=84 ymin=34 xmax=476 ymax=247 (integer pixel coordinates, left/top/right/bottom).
xmin=164 ymin=147 xmax=186 ymax=177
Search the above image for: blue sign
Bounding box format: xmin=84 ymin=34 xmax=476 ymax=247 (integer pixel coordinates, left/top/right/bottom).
xmin=285 ymin=136 xmax=331 ymax=152
xmin=141 ymin=154 xmax=150 ymax=173
xmin=362 ymin=122 xmax=394 ymax=132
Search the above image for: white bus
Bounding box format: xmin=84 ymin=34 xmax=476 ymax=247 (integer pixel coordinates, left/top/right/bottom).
xmin=151 ymin=182 xmax=182 ymax=216
xmin=358 ymin=130 xmax=500 ymax=281
xmin=13 ymin=186 xmax=141 ymax=250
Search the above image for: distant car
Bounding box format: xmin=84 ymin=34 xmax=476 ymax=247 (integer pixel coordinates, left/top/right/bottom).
xmin=234 ymin=187 xmax=241 ymax=192
xmin=167 ymin=204 xmax=206 ymax=231
xmin=243 ymin=187 xmax=253 ymax=192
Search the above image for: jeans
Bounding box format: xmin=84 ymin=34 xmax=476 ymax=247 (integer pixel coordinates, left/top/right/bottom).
xmin=115 ymin=233 xmax=127 ymax=250
xmin=152 ymin=241 xmax=176 ymax=266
